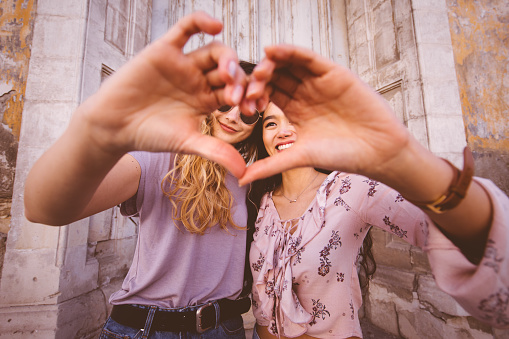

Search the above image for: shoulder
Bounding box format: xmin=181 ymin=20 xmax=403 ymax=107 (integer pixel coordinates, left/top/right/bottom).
xmin=128 ymin=151 xmax=175 ymax=177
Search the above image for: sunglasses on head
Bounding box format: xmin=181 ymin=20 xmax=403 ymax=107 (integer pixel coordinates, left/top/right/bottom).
xmin=218 ymin=105 xmax=261 ymax=125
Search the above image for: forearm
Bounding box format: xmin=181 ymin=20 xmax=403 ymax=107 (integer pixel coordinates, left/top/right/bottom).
xmin=373 ymin=138 xmax=491 ymax=263
xmin=24 ymin=106 xmax=124 ymax=226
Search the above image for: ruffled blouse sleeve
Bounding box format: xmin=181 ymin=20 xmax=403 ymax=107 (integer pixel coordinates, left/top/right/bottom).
xmin=424 ymin=178 xmax=509 ymax=328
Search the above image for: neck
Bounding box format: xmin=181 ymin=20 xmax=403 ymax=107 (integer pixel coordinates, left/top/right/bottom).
xmin=279 ymin=167 xmax=320 ymax=197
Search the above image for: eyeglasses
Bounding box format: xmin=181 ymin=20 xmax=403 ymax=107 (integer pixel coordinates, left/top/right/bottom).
xmin=217 ymin=105 xmax=260 ymax=125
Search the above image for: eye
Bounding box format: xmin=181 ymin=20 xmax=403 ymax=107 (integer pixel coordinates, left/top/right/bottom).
xmin=264 ymin=121 xmax=276 ymax=128
xmin=218 ymin=105 xmax=232 ymax=113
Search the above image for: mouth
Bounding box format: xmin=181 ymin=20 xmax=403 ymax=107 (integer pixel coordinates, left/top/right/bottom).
xmin=219 ymin=121 xmax=238 ymax=133
xmin=276 ymin=142 xmax=294 ymax=151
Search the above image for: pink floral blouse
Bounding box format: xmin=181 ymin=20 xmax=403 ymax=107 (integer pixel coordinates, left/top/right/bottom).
xmin=249 ymin=171 xmax=509 ymax=338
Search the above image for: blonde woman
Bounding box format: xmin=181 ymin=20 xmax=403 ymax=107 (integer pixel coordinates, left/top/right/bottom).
xmin=24 ymin=13 xmax=262 ymax=338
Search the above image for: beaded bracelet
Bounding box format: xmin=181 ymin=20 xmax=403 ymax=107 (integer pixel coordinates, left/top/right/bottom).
xmin=405 ymin=147 xmax=474 ymax=214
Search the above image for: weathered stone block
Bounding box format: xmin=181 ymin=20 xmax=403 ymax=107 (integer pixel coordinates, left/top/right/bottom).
xmin=96 ymin=238 xmax=136 ymax=287
xmin=111 ymin=210 xmax=138 ymax=240
xmin=0 ymin=248 xmax=60 ymax=304
xmin=371 ymin=266 xmax=415 ymax=302
xmin=398 ymin=308 xmax=444 ymax=338
xmin=422 ymin=80 xmax=463 ymax=116
xmin=19 ymin=101 xmax=75 ymax=149
xmin=0 ymin=304 xmax=59 ymax=337
xmin=105 ymin=4 xmax=129 ymax=54
xmin=352 ymin=15 xmax=368 ymax=46
xmin=426 ymin=115 xmax=467 ymax=154
xmin=374 ymin=28 xmax=399 ymax=69
xmin=410 ymin=246 xmax=431 ymax=272
xmin=413 ymin=9 xmax=452 ymax=45
xmin=56 ymin=289 xmax=108 ymax=339
xmin=36 ymin=0 xmax=85 ymax=18
xmin=371 ymin=228 xmax=413 ymax=270
xmin=419 ymin=44 xmax=457 ymax=81
xmin=406 ymin=116 xmax=429 ymax=149
xmin=88 ymin=209 xmax=114 ymax=243
xmin=365 ymin=296 xmax=400 ymax=336
xmin=25 ymin=57 xmax=81 ymax=102
xmin=9 ymin=219 xmax=60 ymax=249
xmin=30 ymin=16 xmax=83 ymax=59
xmin=356 ymin=42 xmax=372 ymax=76
xmin=346 ymin=0 xmax=366 ymax=22
xmin=58 ymin=244 xmax=100 ymax=302
xmin=417 ymin=274 xmax=469 ymax=317
xmin=412 ymin=0 xmax=447 ymax=11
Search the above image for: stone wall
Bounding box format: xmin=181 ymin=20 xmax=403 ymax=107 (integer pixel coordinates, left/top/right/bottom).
xmin=446 ymin=0 xmax=509 ymax=195
xmin=0 ymin=0 xmax=508 ymax=338
xmin=346 ymin=0 xmax=509 ymax=338
xmin=0 ymin=0 xmax=150 ymax=337
xmin=0 ymin=0 xmax=36 ymax=273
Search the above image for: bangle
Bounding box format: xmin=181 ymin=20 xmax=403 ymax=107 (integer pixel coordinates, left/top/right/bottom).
xmin=406 ymin=147 xmax=474 ymax=214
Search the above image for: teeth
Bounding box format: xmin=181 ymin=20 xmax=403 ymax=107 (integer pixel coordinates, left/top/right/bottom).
xmin=277 ymin=143 xmax=293 ymax=151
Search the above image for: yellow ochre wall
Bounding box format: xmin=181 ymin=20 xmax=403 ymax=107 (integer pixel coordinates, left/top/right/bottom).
xmin=0 ymin=0 xmax=36 ymax=234
xmin=447 ymin=0 xmax=509 ymax=194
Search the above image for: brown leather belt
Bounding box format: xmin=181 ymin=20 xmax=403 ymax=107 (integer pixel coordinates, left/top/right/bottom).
xmin=110 ymin=298 xmax=251 ymax=333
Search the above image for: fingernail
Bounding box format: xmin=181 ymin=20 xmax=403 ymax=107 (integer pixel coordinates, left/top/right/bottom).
xmin=232 ymin=85 xmax=243 ymax=105
xmin=228 ymin=61 xmax=237 ymax=78
xmin=246 ymin=87 xmax=256 ymax=99
xmin=248 ymin=100 xmax=256 ymax=113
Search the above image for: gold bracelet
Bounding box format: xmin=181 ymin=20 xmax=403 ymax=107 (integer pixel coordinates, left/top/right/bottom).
xmin=405 ymin=147 xmax=474 ymax=214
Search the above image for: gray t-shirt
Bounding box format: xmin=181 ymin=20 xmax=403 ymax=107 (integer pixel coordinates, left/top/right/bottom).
xmin=109 ymin=151 xmax=248 ymax=308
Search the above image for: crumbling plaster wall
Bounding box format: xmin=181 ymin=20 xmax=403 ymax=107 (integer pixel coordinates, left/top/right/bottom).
xmin=346 ymin=0 xmax=509 ymax=338
xmin=446 ymin=0 xmax=509 ymax=195
xmin=0 ymin=0 xmax=36 ymax=276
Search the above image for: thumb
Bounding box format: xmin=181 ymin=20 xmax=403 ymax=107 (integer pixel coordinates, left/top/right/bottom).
xmin=189 ymin=134 xmax=248 ymax=179
xmin=238 ymin=147 xmax=307 ymax=185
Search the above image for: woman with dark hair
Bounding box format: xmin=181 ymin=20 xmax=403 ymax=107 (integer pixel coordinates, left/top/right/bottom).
xmin=242 ymin=45 xmax=509 ymax=338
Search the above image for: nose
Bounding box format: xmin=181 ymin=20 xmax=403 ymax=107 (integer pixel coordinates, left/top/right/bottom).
xmin=224 ymin=107 xmax=240 ymax=123
xmin=277 ymin=120 xmax=295 ymax=138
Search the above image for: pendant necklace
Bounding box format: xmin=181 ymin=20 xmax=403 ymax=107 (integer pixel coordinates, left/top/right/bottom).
xmin=280 ymin=172 xmax=320 ymax=203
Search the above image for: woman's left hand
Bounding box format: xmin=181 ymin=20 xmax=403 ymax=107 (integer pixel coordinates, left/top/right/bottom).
xmin=239 ymin=44 xmax=412 ymax=185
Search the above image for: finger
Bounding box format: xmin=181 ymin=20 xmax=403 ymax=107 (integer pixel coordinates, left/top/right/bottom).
xmin=270 ymin=69 xmax=302 ymax=97
xmin=238 ymin=147 xmax=308 ymax=185
xmin=188 ymin=134 xmax=248 ymax=178
xmin=264 ymin=44 xmax=339 ymax=77
xmin=197 ymin=48 xmax=247 ymax=105
xmin=189 ymin=41 xmax=238 ymax=74
xmin=246 ymin=58 xmax=276 ymax=99
xmin=205 ymin=68 xmax=227 ymax=88
xmin=240 ymin=59 xmax=276 ymax=114
xmin=163 ymin=11 xmax=223 ymax=49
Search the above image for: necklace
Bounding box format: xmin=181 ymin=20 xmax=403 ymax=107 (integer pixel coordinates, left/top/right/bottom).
xmin=280 ymin=172 xmax=320 ymax=203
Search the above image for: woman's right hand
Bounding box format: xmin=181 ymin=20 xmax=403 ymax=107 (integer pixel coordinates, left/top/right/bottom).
xmin=79 ymin=11 xmax=249 ymax=177
xmin=24 ymin=12 xmax=249 ymax=225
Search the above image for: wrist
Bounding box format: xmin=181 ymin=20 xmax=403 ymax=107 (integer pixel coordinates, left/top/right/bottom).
xmin=371 ymin=138 xmax=456 ymax=204
xmin=74 ymin=96 xmax=132 ymax=158
xmin=403 ymin=147 xmax=474 ymax=213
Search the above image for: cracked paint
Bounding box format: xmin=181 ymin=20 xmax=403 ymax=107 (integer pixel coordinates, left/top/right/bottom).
xmin=0 ymin=0 xmax=35 ymax=208
xmin=446 ymin=0 xmax=509 ymax=151
xmin=0 ymin=0 xmax=35 ymax=140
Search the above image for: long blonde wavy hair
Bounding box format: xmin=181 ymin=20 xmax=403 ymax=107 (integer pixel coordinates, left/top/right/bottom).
xmin=161 ymin=61 xmax=259 ymax=235
xmin=162 ymin=115 xmax=258 ymax=234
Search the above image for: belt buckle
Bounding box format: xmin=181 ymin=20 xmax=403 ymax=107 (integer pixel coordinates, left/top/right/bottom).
xmin=196 ymin=301 xmax=215 ymax=333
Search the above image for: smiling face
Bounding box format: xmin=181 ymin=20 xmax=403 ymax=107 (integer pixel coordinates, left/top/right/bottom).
xmin=262 ymin=103 xmax=297 ymax=157
xmin=211 ymin=106 xmax=257 ymax=145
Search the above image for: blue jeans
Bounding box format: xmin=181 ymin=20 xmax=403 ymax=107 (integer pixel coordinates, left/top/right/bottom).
xmin=99 ymin=304 xmax=246 ymax=339
xmin=252 ymin=327 xmax=260 ymax=339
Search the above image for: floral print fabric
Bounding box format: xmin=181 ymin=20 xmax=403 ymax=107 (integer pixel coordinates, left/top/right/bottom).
xmin=249 ymin=171 xmax=509 ymax=338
